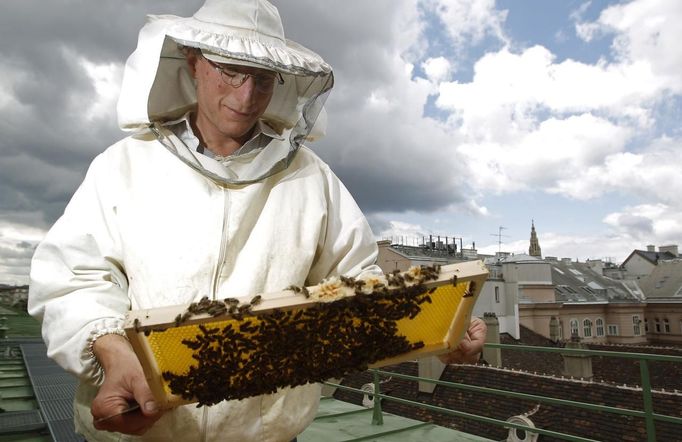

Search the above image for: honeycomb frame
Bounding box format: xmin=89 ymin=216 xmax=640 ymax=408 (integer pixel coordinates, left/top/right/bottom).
xmin=123 ymin=260 xmax=488 ymax=408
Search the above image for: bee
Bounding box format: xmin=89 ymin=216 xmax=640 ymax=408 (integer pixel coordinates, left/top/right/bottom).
xmin=463 ymin=280 xmax=476 ymax=297
xmin=451 ymin=275 xmax=458 ymax=286
xmin=174 ymin=314 xmax=183 ymax=327
xmin=340 ymin=275 xmax=355 ymax=286
xmin=250 ymin=295 xmax=262 ymax=306
xmin=286 ymin=285 xmax=301 ymax=293
xmin=300 ymin=286 xmax=310 ymax=299
xmin=224 ymin=297 xmax=240 ymax=306
xmin=133 ymin=318 xmax=141 ymax=333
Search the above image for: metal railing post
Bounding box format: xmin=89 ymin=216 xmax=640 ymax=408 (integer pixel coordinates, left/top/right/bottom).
xmin=639 ymin=359 xmax=656 ymax=441
xmin=371 ymin=370 xmax=384 ymax=425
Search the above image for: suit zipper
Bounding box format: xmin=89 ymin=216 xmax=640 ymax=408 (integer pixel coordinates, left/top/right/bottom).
xmin=210 ymin=188 xmax=230 ymax=300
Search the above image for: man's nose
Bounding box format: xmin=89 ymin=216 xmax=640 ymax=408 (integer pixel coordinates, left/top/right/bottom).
xmin=233 ymin=76 xmax=258 ymax=104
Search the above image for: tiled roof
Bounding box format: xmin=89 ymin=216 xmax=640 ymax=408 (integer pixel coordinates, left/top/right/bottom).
xmin=336 ymin=327 xmax=682 ymax=441
xmin=625 ymin=250 xmax=677 ymax=266
xmin=637 ymin=260 xmax=682 ymax=299
xmin=550 ymin=260 xmax=641 ymax=303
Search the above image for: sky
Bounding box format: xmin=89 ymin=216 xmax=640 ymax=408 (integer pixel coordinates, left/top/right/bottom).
xmin=1 ymin=0 xmax=681 ymax=285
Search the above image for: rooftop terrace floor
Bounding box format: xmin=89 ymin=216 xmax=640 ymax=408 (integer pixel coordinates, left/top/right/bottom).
xmin=300 ymin=396 xmax=493 ymax=441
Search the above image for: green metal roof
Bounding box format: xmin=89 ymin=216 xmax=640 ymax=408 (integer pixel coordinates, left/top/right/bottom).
xmin=299 ymin=396 xmax=493 ymax=442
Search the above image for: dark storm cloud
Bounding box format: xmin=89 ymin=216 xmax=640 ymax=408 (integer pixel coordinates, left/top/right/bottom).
xmin=277 ymin=1 xmax=471 ymax=215
xmin=0 ymin=1 xmax=203 ymax=227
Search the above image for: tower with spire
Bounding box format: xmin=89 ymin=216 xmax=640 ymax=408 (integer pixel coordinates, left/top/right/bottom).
xmin=529 ymin=220 xmax=542 ymax=258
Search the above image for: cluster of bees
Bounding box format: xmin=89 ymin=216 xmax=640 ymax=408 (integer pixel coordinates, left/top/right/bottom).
xmin=175 ymin=295 xmax=263 ymax=325
xmin=161 ymin=265 xmax=443 ymax=406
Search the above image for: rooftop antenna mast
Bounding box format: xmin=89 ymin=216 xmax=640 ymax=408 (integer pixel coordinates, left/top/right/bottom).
xmin=490 ymin=226 xmax=509 ymax=253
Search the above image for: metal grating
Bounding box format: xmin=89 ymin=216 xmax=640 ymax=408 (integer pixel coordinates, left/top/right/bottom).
xmin=20 ymin=342 xmax=84 ymax=442
xmin=34 ymin=382 xmax=77 ymax=401
xmin=49 ymin=419 xmax=85 ymax=442
xmin=39 ymin=399 xmax=76 ymax=421
xmin=0 ymin=410 xmax=45 ymax=435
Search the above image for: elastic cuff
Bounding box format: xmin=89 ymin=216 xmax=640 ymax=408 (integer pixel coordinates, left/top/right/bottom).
xmin=86 ymin=328 xmax=128 ymax=383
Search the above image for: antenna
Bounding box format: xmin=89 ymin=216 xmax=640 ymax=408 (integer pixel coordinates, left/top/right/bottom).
xmin=490 ymin=226 xmax=510 ymax=253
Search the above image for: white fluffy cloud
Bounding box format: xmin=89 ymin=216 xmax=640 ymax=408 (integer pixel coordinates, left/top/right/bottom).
xmin=577 ymin=0 xmax=682 ymax=90
xmin=604 ymin=203 xmax=682 ymax=245
xmin=429 ymin=0 xmax=680 ymax=207
xmin=430 ymin=0 xmax=509 ymax=47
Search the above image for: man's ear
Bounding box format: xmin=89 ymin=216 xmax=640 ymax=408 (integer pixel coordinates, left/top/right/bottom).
xmin=185 ymin=50 xmax=199 ymax=78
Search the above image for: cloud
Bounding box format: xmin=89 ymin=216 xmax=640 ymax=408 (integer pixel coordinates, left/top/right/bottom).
xmin=576 ymin=0 xmax=682 ymax=90
xmin=550 ymin=136 xmax=682 ymax=202
xmin=2 ymin=0 xmax=681 ymax=283
xmin=428 ymin=0 xmax=509 ymax=48
xmin=422 ymin=56 xmax=452 ymax=83
xmin=0 ymin=221 xmax=46 ymax=285
xmin=604 ymin=203 xmax=682 ymax=243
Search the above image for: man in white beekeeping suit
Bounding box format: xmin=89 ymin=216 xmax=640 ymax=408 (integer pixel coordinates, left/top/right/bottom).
xmin=28 ymin=0 xmax=486 ymax=440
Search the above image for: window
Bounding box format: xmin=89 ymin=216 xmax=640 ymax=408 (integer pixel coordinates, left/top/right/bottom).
xmin=607 ymin=324 xmax=619 ymax=336
xmin=494 ymin=286 xmax=500 ymax=303
xmin=633 ymin=315 xmax=641 ymax=336
xmin=570 ymin=319 xmax=579 ymax=338
xmin=583 ymin=319 xmax=593 ymax=338
xmin=645 ymin=318 xmax=649 ymax=333
xmin=664 ymin=319 xmax=671 ymax=333
xmin=655 ymin=319 xmax=661 ymax=333
xmin=596 ymin=318 xmax=605 ymax=337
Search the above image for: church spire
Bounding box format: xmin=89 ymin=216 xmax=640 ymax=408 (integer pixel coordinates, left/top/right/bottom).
xmin=529 ymin=220 xmax=542 ymax=258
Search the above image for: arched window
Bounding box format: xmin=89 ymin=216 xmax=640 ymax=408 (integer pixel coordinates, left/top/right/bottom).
xmin=595 ymin=318 xmax=604 ymax=337
xmin=664 ymin=319 xmax=671 ymax=333
xmin=583 ymin=319 xmax=593 ymax=338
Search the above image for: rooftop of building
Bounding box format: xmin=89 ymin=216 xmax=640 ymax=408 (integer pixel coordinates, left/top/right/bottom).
xmin=549 ymin=259 xmax=642 ymax=303
xmin=337 ymin=325 xmax=682 ymax=441
xmin=636 ymin=259 xmax=682 ymax=299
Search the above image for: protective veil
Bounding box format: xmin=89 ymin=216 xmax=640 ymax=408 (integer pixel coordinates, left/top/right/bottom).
xmin=117 ymin=0 xmax=334 ymax=184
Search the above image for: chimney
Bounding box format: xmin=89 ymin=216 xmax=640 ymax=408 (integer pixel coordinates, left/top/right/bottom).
xmin=647 ymin=245 xmax=655 ymax=252
xmin=659 ymin=244 xmax=679 ymax=257
xmin=562 ymin=334 xmax=593 ymax=380
xmin=482 ymin=312 xmax=501 ymax=367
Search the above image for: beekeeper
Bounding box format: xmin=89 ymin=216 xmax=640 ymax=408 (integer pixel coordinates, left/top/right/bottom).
xmin=28 ymin=0 xmax=485 ymax=440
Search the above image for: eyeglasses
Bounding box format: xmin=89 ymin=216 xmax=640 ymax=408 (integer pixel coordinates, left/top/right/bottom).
xmin=203 ymin=56 xmax=284 ymax=93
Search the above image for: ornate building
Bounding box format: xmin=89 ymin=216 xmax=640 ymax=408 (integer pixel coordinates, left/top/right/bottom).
xmin=529 ymin=220 xmax=542 ymax=258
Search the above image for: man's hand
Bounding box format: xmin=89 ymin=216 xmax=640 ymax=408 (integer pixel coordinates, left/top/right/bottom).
xmin=90 ymin=334 xmax=164 ymax=435
xmin=438 ymin=317 xmax=487 ymax=365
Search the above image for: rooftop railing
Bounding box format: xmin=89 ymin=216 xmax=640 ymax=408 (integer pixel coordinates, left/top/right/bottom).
xmin=325 ymin=343 xmax=682 ymax=442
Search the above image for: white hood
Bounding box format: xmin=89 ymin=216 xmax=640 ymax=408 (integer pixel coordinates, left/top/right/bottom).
xmin=116 ymin=0 xmax=334 ymax=184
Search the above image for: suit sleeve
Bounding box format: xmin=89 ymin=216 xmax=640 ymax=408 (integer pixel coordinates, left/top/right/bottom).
xmin=28 ymin=150 xmax=129 ymax=385
xmin=306 ymin=164 xmax=382 ymax=285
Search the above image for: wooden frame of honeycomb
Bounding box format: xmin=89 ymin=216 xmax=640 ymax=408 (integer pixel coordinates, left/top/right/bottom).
xmin=123 ymin=260 xmax=488 ymax=408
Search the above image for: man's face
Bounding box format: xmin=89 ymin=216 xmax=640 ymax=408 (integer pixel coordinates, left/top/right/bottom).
xmin=188 ymin=52 xmax=276 ymax=148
